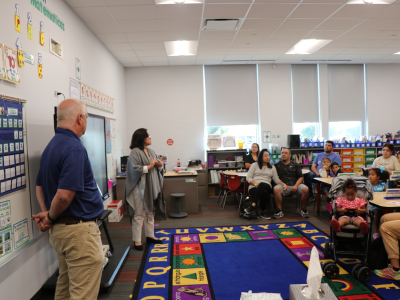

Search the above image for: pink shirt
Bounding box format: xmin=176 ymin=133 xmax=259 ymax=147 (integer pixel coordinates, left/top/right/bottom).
xmin=335 ymin=197 xmax=367 ymax=210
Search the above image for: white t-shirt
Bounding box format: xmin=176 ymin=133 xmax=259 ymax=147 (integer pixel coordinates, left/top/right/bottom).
xmin=372 ymin=155 xmax=400 ymax=171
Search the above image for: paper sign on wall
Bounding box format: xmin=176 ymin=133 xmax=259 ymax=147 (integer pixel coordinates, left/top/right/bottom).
xmin=15 ymin=4 xmax=21 ymax=33
xmin=76 ymin=58 xmax=81 ymax=80
xmin=0 ymin=44 xmax=6 ymax=79
xmin=38 ymin=53 xmax=42 ymax=78
xmin=27 ymin=12 xmax=33 ymax=40
xmin=40 ymin=21 xmax=44 ymax=46
xmin=4 ymin=46 xmax=20 ymax=83
xmin=16 ymin=39 xmax=24 ymax=67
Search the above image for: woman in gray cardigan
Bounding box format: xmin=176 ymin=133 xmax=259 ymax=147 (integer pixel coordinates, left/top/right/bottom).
xmin=246 ymin=149 xmax=286 ymax=219
xmin=125 ymin=128 xmax=165 ymax=251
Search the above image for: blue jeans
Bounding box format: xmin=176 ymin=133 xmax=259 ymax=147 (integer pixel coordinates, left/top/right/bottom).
xmin=304 ymin=172 xmax=316 ymax=199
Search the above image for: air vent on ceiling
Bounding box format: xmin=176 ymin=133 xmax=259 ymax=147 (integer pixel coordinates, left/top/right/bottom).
xmin=203 ymin=19 xmax=240 ymax=31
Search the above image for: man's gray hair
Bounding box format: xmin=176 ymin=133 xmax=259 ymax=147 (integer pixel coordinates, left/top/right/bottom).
xmin=57 ymin=99 xmax=87 ymax=127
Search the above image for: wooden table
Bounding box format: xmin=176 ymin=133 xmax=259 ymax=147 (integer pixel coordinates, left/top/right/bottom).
xmin=370 ymin=192 xmax=400 ymax=210
xmin=314 ymin=177 xmax=334 ymax=215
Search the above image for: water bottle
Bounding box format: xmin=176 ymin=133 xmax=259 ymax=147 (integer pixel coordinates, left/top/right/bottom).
xmin=177 ymin=159 xmax=181 ymax=167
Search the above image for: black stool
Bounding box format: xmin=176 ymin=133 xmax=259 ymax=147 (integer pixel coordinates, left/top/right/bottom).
xmin=169 ymin=193 xmax=187 ymax=218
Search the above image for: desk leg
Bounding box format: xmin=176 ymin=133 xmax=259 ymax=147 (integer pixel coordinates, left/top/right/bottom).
xmin=316 ymin=183 xmax=321 ymax=216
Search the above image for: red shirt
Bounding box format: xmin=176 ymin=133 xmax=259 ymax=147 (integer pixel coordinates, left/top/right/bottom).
xmin=335 ymin=197 xmax=367 ymax=210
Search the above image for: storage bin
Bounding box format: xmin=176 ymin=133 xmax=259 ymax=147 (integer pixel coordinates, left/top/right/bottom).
xmin=354 ymin=149 xmax=364 ymax=156
xmin=342 ymin=162 xmax=353 ymax=169
xmin=219 ymin=163 xmax=227 ymax=168
xmin=395 ymin=140 xmax=400 ymax=145
xmin=365 ymin=155 xmax=375 ymax=162
xmin=300 ymin=142 xmax=306 ymax=147
xmin=378 ymin=149 xmax=383 ymax=155
xmin=377 ymin=142 xmax=383 ymax=147
xmin=351 ymin=143 xmax=356 ymax=148
xmin=234 ymin=156 xmax=243 ymax=162
xmin=354 ymin=162 xmax=365 ymax=169
xmin=389 ymin=140 xmax=394 ymax=144
xmin=227 ymin=162 xmax=236 ymax=167
xmin=237 ymin=161 xmax=245 ymax=168
xmin=366 ymin=162 xmax=373 ymax=168
xmin=308 ymin=142 xmax=313 ymax=147
xmin=346 ymin=144 xmax=352 ymax=148
xmin=343 ymin=169 xmax=354 ymax=173
xmin=339 ymin=143 xmax=345 ymax=148
xmin=342 ymin=149 xmax=353 ymax=156
xmin=313 ymin=142 xmax=319 ymax=147
xmin=356 ymin=143 xmax=362 ymax=148
xmin=303 ymin=158 xmax=309 ymax=165
xmin=342 ymin=156 xmax=353 ymax=163
xmin=366 ymin=143 xmax=372 ymax=147
xmin=365 ymin=148 xmax=376 ymax=155
xmin=361 ymin=143 xmax=366 ymax=147
xmin=318 ymin=142 xmax=324 ymax=147
xmin=354 ymin=155 xmax=364 ymax=162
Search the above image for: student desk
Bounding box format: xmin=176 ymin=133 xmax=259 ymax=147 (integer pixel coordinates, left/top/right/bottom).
xmin=164 ymin=171 xmax=199 ymax=214
xmin=370 ymin=192 xmax=400 ymax=211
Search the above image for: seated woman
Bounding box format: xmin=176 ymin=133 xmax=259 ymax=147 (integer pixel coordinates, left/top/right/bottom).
xmin=372 ymin=143 xmax=400 ymax=175
xmin=245 ymin=149 xmax=286 ymax=220
xmin=245 ymin=143 xmax=259 ymax=169
xmin=374 ymin=212 xmax=400 ymax=280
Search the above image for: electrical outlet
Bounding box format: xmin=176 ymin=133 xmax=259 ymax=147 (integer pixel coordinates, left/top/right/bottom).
xmin=54 ymin=91 xmax=59 ymax=97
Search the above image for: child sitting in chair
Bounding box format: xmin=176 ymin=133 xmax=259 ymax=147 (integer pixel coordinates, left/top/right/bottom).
xmin=330 ymin=178 xmax=368 ymax=234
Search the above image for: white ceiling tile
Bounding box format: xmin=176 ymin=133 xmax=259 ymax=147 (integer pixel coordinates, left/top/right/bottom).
xmin=340 ymin=47 xmax=377 ymax=55
xmin=357 ymin=54 xmax=390 ymax=60
xmin=73 ymin=7 xmax=114 ymax=21
xmin=369 ymin=58 xmax=400 ymax=63
xmin=230 ymin=39 xmax=266 ymax=48
xmin=240 ymin=19 xmax=284 ymax=30
xmin=303 ymin=54 xmax=335 ymax=60
xmin=196 ymin=61 xmax=222 ymax=65
xmin=224 ymin=54 xmax=253 ymax=60
xmin=349 ymin=59 xmax=373 ymax=64
xmin=108 ymin=5 xmax=158 ymax=21
xmin=330 ymin=54 xmax=361 ymax=60
xmin=367 ymin=48 xmax=400 ymax=55
xmin=157 ymin=4 xmax=203 ymax=19
xmin=305 ymin=30 xmax=345 ymax=39
xmin=289 ymin=4 xmax=343 ymax=19
xmin=168 ymin=56 xmax=197 ymax=61
xmin=369 ymin=4 xmax=400 ymax=19
xmin=163 ymin=31 xmax=199 ymax=40
xmin=323 ymin=39 xmax=359 ymax=47
xmin=316 ymin=19 xmax=364 ymax=31
xmin=117 ymin=20 xmax=161 ymax=32
xmin=279 ymin=19 xmax=324 ymax=30
xmin=160 ymin=19 xmax=201 ymax=31
xmin=104 ymin=0 xmax=155 ymax=5
xmin=313 ymin=47 xmax=347 ymax=54
xmin=198 ymin=40 xmax=233 ymax=48
xmin=200 ymin=31 xmax=237 ymax=40
xmin=118 ymin=57 xmax=141 ymax=63
xmin=262 ymin=39 xmax=299 ymax=48
xmin=353 ymin=39 xmax=394 ymax=48
xmin=330 ymin=4 xmax=387 ymax=19
xmin=140 ymin=56 xmax=169 ymax=62
xmin=235 ymin=30 xmax=274 ymax=40
xmin=247 ymin=4 xmax=298 ymax=18
xmin=279 ymin=54 xmax=308 ymax=59
xmin=302 ymin=0 xmax=347 ymax=2
xmin=112 ymin=50 xmax=138 ymax=58
xmin=269 ymin=30 xmax=309 ymax=40
xmin=368 ymin=31 xmax=400 ymax=40
xmin=85 ymin=21 xmax=122 ymax=34
xmin=125 ymin=32 xmax=164 ymax=42
xmin=252 ymin=54 xmax=280 ymax=59
xmin=197 ymin=48 xmax=229 ymax=54
xmin=337 ymin=30 xmax=381 ymax=40
xmin=256 ymin=47 xmax=291 ymax=54
xmin=254 ymin=0 xmax=301 ymax=3
xmin=96 ymin=33 xmax=129 ymax=43
xmin=65 ymin=0 xmax=105 ymax=7
xmin=169 ymin=62 xmax=197 ymax=65
xmin=130 ymin=42 xmax=166 ymax=50
xmin=353 ymin=19 xmax=400 ymax=31
xmin=227 ymin=48 xmax=259 ymax=54
xmin=104 ymin=43 xmax=132 ymax=51
xmin=135 ymin=50 xmax=167 ymax=57
xmin=206 ymin=0 xmax=253 ymax=3
xmin=275 ymin=59 xmax=302 ymax=63
xmin=142 ymin=62 xmax=169 ymax=66
xmin=203 ymin=4 xmax=251 ymax=18
xmin=123 ymin=63 xmax=143 ymax=67
xmin=196 ymin=55 xmax=225 ymax=60
xmin=383 ymin=39 xmax=400 ymax=47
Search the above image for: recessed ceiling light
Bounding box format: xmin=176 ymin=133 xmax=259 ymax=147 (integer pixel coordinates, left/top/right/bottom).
xmin=347 ymin=0 xmax=395 ymax=4
xmin=286 ymin=39 xmax=332 ymax=55
xmin=394 ymin=51 xmax=400 ymax=54
xmin=165 ymin=41 xmax=198 ymax=56
xmin=155 ymin=0 xmax=203 ymax=4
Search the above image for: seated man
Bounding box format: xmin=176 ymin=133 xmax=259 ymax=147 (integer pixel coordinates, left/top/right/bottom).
xmin=273 ymin=148 xmax=309 ymax=218
xmin=374 ymin=212 xmax=400 ymax=280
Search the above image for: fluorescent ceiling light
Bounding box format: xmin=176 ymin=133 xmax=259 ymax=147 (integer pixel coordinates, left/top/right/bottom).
xmin=165 ymin=41 xmax=198 ymax=56
xmin=286 ymin=39 xmax=332 ymax=55
xmin=155 ymin=0 xmax=203 ymax=4
xmin=394 ymin=51 xmax=400 ymax=54
xmin=347 ymin=0 xmax=395 ymax=4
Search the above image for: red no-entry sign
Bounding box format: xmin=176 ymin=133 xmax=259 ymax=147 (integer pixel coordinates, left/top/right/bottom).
xmin=167 ymin=139 xmax=174 ymax=146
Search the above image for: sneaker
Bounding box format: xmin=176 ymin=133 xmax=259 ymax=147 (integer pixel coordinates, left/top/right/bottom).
xmin=373 ymin=233 xmax=380 ymax=239
xmin=244 ymin=205 xmax=255 ymax=213
xmin=273 ymin=210 xmax=284 ymax=219
xmin=308 ymin=197 xmax=316 ymax=203
xmin=330 ymin=219 xmax=341 ymax=232
xmin=300 ymin=208 xmax=309 ymax=218
xmin=374 ymin=264 xmax=400 ymax=281
xmin=260 ymin=211 xmax=271 ymax=220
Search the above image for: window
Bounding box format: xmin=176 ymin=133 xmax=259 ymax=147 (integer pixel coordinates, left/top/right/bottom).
xmin=293 ymin=122 xmax=319 ymax=141
xmin=329 ymin=121 xmax=363 ymax=141
xmin=207 ymin=125 xmax=258 ymax=150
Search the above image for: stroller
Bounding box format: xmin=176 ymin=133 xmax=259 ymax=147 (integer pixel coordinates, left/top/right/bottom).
xmin=323 ymin=176 xmax=374 ymax=282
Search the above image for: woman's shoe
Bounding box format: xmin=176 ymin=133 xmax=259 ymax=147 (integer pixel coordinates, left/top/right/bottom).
xmin=146 ymin=237 xmax=163 ymax=244
xmin=133 ymin=243 xmax=143 ymax=251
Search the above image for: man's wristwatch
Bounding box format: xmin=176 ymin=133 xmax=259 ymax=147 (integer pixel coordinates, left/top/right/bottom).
xmin=47 ymin=212 xmax=56 ymax=223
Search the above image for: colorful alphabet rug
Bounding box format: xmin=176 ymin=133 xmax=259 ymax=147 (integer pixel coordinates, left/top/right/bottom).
xmin=132 ymin=222 xmax=399 ymax=300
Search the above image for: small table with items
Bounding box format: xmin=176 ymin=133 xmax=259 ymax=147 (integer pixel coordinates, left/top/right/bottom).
xmin=369 ymin=191 xmax=400 ymax=211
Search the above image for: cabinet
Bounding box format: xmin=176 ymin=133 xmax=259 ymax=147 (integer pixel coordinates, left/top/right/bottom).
xmin=206 ymin=149 xmax=247 ymax=197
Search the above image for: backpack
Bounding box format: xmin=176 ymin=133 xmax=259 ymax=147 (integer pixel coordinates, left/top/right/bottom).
xmin=239 ymin=197 xmax=258 ymax=220
xmin=366 ymin=237 xmax=389 ymax=270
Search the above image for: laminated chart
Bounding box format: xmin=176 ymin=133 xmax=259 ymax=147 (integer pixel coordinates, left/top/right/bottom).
xmin=0 ymin=98 xmax=26 ymax=197
xmin=0 ymin=200 xmax=12 ymax=258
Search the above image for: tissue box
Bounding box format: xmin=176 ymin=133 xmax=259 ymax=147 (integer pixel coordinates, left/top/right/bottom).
xmin=108 ymin=200 xmax=123 ymax=222
xmin=289 ymin=284 xmax=336 ymax=300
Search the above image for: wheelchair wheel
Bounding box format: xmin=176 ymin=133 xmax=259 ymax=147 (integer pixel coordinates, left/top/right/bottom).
xmin=357 ymin=266 xmax=371 ymax=282
xmin=351 ymin=264 xmax=364 ymax=278
xmin=323 ymin=262 xmax=339 ymax=279
xmin=324 ymin=242 xmax=331 ymax=259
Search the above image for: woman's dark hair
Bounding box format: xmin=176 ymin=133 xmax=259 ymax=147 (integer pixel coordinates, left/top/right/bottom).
xmin=369 ymin=168 xmax=390 ymax=182
xmin=130 ymin=128 xmax=148 ymax=150
xmin=249 ymin=143 xmax=260 ymax=156
xmin=383 ymin=143 xmax=394 ymax=153
xmin=257 ymin=149 xmax=272 ymax=169
xmin=341 ymin=178 xmax=358 ymax=193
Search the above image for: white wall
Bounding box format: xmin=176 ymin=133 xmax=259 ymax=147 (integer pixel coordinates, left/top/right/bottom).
xmin=125 ymin=66 xmax=205 ymax=171
xmin=0 ymin=0 xmax=126 ymax=298
xmin=365 ymin=64 xmax=400 ymax=137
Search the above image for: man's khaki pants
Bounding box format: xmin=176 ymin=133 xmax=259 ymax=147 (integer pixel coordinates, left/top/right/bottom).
xmin=380 ymin=213 xmax=400 ymax=260
xmin=49 ymin=221 xmax=104 ymax=300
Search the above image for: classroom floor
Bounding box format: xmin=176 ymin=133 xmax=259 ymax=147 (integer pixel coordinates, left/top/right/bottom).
xmin=32 ymin=196 xmax=331 ymax=300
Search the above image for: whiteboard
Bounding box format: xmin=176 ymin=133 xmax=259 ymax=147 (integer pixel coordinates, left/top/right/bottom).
xmin=0 ymin=98 xmax=32 ymax=267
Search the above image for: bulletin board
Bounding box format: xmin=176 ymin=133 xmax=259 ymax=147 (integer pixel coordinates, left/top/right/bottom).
xmin=0 ymin=96 xmax=32 ymax=267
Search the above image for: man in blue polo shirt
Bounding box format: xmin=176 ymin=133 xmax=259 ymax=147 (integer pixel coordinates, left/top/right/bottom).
xmin=32 ymin=99 xmax=104 ymax=300
xmin=304 ymin=140 xmax=341 ymax=200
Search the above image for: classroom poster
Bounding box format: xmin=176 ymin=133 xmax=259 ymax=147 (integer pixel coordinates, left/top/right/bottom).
xmin=0 ymin=44 xmax=6 ymax=80
xmin=3 ymin=46 xmax=20 ymax=83
xmin=13 ymin=219 xmax=29 ymax=249
xmin=0 ymin=225 xmax=13 ymax=258
xmin=0 ymin=200 xmax=11 ymax=229
xmin=79 ymin=82 xmax=114 ymax=113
